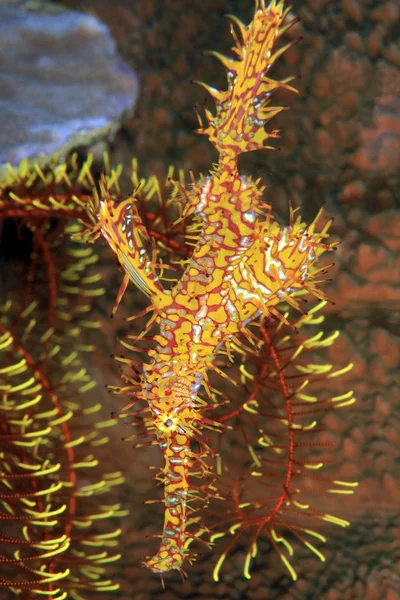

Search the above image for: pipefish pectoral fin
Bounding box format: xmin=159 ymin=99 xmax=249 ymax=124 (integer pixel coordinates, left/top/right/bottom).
xmin=98 ymin=196 xmax=166 ymax=303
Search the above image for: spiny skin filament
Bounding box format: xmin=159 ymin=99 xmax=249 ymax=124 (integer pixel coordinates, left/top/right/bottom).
xmin=87 ymin=0 xmax=348 ymax=576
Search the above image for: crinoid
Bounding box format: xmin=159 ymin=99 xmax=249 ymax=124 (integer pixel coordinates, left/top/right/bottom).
xmin=206 ymin=300 xmax=357 ymax=582
xmin=0 ymin=158 xmax=126 ymax=598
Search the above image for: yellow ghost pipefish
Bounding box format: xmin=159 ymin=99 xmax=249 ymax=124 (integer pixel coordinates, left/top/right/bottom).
xmin=85 ymin=0 xmax=356 ymax=580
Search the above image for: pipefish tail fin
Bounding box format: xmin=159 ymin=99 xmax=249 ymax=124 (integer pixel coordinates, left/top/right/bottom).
xmin=194 ymin=0 xmax=299 ymax=162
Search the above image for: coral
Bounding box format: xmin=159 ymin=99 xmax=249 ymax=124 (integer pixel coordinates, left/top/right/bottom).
xmin=0 ymin=2 xmax=138 ymax=180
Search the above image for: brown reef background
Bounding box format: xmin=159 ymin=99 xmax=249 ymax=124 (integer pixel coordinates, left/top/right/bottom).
xmin=3 ymin=0 xmax=400 ymax=598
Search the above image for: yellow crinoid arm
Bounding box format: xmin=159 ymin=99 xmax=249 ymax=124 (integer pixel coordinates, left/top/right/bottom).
xmin=195 ymin=0 xmax=298 ymax=161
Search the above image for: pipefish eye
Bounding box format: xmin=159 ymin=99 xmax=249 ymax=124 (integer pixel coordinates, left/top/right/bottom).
xmin=164 ymin=418 xmax=174 ymax=428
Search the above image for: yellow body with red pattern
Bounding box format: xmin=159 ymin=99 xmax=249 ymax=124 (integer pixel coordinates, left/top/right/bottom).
xmin=91 ymin=1 xmax=336 ymax=575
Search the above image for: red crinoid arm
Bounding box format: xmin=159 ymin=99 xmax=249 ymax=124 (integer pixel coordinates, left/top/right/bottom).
xmin=210 ymin=303 xmax=357 ymax=582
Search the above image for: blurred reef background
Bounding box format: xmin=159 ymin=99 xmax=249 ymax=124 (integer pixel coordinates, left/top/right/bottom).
xmin=1 ymin=0 xmax=399 ymax=598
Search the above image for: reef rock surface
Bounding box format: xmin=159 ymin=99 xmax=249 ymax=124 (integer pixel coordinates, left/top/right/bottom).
xmin=0 ymin=2 xmax=138 ymax=179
